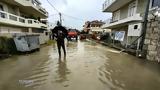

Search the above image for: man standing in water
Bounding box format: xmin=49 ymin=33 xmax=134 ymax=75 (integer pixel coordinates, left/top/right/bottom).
xmin=52 ymin=21 xmax=68 ymax=58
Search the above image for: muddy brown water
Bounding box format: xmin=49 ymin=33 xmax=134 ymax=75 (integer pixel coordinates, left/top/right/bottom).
xmin=0 ymin=40 xmax=160 ymax=90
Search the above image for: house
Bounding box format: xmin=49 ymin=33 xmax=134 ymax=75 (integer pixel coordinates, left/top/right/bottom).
xmin=89 ymin=20 xmax=105 ymax=34
xmin=83 ymin=21 xmax=90 ymax=34
xmin=83 ymin=20 xmax=106 ymax=34
xmin=0 ymin=0 xmax=49 ymax=44
xmin=102 ymin=0 xmax=160 ymax=49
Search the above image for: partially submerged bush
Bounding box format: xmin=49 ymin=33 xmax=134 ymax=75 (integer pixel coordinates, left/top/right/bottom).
xmin=0 ymin=36 xmax=17 ymax=54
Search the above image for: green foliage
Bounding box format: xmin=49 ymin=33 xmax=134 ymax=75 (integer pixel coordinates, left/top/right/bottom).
xmin=47 ymin=40 xmax=55 ymax=45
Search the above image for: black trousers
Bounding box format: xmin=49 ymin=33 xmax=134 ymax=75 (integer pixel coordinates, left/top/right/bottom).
xmin=57 ymin=40 xmax=66 ymax=57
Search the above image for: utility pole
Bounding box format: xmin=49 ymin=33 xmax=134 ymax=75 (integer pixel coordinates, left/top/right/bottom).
xmin=59 ymin=13 xmax=62 ymax=25
xmin=140 ymin=0 xmax=150 ymax=51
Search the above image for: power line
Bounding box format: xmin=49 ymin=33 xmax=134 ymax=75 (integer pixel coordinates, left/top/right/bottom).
xmin=49 ymin=13 xmax=59 ymax=17
xmin=46 ymin=0 xmax=59 ymax=13
xmin=46 ymin=0 xmax=84 ymax=22
xmin=62 ymin=13 xmax=84 ymax=21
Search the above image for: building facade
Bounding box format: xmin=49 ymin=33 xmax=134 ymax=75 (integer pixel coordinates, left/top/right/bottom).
xmin=83 ymin=21 xmax=90 ymax=34
xmin=0 ymin=0 xmax=49 ymax=44
xmin=102 ymin=0 xmax=160 ymax=49
xmin=83 ymin=20 xmax=106 ymax=34
xmin=89 ymin=20 xmax=105 ymax=34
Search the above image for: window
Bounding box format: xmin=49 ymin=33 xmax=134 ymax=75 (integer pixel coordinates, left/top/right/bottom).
xmin=0 ymin=4 xmax=4 ymax=11
xmin=45 ymin=32 xmax=48 ymax=36
xmin=0 ymin=4 xmax=5 ymax=18
xmin=113 ymin=10 xmax=120 ymax=21
xmin=151 ymin=0 xmax=160 ymax=8
xmin=134 ymin=25 xmax=138 ymax=29
xmin=128 ymin=1 xmax=137 ymax=17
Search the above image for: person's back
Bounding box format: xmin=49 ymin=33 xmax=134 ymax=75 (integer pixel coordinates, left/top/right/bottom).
xmin=52 ymin=21 xmax=68 ymax=58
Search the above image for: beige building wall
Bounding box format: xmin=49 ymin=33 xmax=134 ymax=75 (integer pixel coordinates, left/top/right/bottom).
xmin=0 ymin=1 xmax=49 ymax=44
xmin=7 ymin=5 xmax=18 ymax=15
xmin=0 ymin=2 xmax=8 ymax=12
xmin=112 ymin=0 xmax=146 ymax=20
xmin=0 ymin=1 xmax=19 ymax=15
xmin=112 ymin=26 xmax=128 ymax=46
xmin=137 ymin=0 xmax=147 ymax=14
xmin=119 ymin=3 xmax=129 ymax=20
xmin=0 ymin=26 xmax=28 ymax=33
xmin=14 ymin=0 xmax=32 ymax=6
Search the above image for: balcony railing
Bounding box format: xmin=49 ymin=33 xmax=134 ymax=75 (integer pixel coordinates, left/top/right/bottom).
xmin=104 ymin=18 xmax=114 ymax=24
xmin=31 ymin=0 xmax=48 ymax=16
xmin=102 ymin=0 xmax=116 ymax=11
xmin=0 ymin=11 xmax=26 ymax=22
xmin=0 ymin=10 xmax=47 ymax=28
xmin=102 ymin=14 xmax=143 ymax=28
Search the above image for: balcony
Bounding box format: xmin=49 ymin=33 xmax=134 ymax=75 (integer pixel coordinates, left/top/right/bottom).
xmin=4 ymin=0 xmax=48 ymax=17
xmin=102 ymin=14 xmax=143 ymax=29
xmin=0 ymin=10 xmax=47 ymax=29
xmin=90 ymin=27 xmax=103 ymax=32
xmin=102 ymin=0 xmax=133 ymax=12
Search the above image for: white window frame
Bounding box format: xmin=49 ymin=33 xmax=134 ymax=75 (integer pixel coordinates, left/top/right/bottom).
xmin=128 ymin=0 xmax=138 ymax=17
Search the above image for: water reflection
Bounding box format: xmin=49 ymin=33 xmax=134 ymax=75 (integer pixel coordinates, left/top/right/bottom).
xmin=55 ymin=57 xmax=71 ymax=83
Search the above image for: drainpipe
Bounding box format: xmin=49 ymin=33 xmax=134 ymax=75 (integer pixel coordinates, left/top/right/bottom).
xmin=140 ymin=0 xmax=151 ymax=51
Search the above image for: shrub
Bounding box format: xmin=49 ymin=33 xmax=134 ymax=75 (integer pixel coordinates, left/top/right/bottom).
xmin=0 ymin=37 xmax=17 ymax=54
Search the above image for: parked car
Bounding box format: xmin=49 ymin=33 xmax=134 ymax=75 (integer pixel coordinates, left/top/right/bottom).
xmin=68 ymin=29 xmax=78 ymax=41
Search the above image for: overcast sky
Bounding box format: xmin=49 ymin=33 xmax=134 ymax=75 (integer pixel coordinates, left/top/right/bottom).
xmin=39 ymin=0 xmax=111 ymax=30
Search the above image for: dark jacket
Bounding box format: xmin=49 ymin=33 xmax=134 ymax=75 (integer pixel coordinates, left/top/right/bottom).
xmin=52 ymin=26 xmax=68 ymax=41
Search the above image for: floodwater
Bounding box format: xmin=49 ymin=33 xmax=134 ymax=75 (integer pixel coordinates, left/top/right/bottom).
xmin=0 ymin=40 xmax=160 ymax=90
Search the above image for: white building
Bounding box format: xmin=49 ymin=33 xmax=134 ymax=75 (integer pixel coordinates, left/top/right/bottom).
xmin=88 ymin=20 xmax=106 ymax=34
xmin=0 ymin=0 xmax=49 ymax=44
xmin=102 ymin=0 xmax=160 ymax=49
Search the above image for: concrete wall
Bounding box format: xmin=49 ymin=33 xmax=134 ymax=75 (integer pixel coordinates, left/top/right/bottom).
xmin=0 ymin=2 xmax=8 ymax=12
xmin=14 ymin=0 xmax=32 ymax=6
xmin=143 ymin=15 xmax=160 ymax=62
xmin=0 ymin=26 xmax=28 ymax=33
xmin=0 ymin=27 xmax=49 ymax=45
xmin=119 ymin=3 xmax=129 ymax=20
xmin=0 ymin=1 xmax=20 ymax=16
xmin=112 ymin=25 xmax=140 ymax=48
xmin=112 ymin=26 xmax=128 ymax=46
xmin=137 ymin=0 xmax=147 ymax=14
xmin=39 ymin=33 xmax=49 ymax=44
xmin=112 ymin=0 xmax=146 ymax=20
xmin=7 ymin=5 xmax=17 ymax=15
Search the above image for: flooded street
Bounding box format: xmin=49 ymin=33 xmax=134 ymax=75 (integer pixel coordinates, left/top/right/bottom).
xmin=0 ymin=40 xmax=160 ymax=90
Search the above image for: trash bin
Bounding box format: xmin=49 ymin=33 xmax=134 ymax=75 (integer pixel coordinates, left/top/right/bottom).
xmin=13 ymin=33 xmax=40 ymax=52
